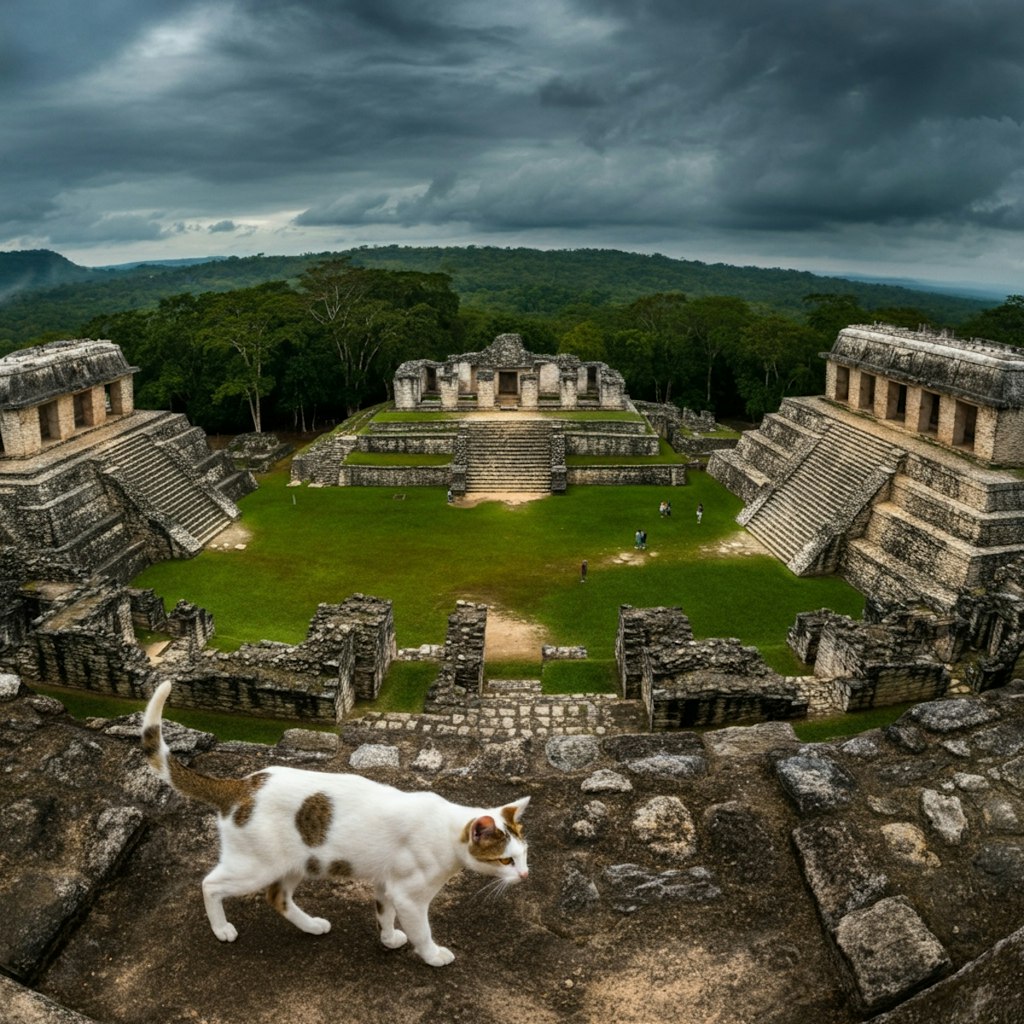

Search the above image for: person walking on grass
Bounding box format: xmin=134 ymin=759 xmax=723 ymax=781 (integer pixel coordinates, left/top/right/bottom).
xmin=580 ymin=559 xmax=588 ymax=583
xmin=696 ymin=502 xmax=703 ymax=525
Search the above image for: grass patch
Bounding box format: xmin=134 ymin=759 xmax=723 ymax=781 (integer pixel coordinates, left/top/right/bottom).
xmin=542 ymin=659 xmax=618 ymax=694
xmin=133 ymin=471 xmax=864 ymax=682
xmin=352 ymin=660 xmax=437 ymax=715
xmin=371 ymin=411 xmax=461 ymax=422
xmin=793 ymin=703 xmax=915 ymax=743
xmin=486 ymin=658 xmax=544 ymax=679
xmin=29 ymin=684 xmax=323 ymax=745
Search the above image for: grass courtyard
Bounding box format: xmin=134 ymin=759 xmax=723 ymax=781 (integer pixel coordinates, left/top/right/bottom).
xmin=132 ymin=469 xmax=865 ymax=705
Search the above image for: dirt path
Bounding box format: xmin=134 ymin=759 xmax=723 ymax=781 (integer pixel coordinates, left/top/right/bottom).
xmin=483 ymin=607 xmax=551 ymax=661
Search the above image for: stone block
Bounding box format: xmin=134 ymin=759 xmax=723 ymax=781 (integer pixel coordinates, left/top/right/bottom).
xmin=834 ymin=896 xmax=950 ymax=1012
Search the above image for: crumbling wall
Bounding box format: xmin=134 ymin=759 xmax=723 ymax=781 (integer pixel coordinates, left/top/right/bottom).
xmin=424 ymin=600 xmax=487 ymax=712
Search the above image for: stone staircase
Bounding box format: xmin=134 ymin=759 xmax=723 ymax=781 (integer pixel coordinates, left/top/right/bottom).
xmin=743 ymin=416 xmax=902 ymax=573
xmin=464 ymin=420 xmax=552 ymax=492
xmin=100 ymin=432 xmax=236 ymax=549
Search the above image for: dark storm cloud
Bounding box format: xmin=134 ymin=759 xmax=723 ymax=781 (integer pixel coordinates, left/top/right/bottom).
xmin=2 ymin=0 xmax=1023 ymax=283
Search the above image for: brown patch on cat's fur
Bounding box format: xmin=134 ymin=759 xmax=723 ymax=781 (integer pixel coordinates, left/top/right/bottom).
xmin=307 ymin=856 xmax=321 ymax=876
xmin=464 ymin=815 xmax=509 ymax=863
xmin=296 ymin=792 xmax=333 ymax=847
xmin=164 ymin=757 xmax=269 ymax=819
xmin=141 ymin=725 xmax=161 ymax=768
xmin=328 ymin=859 xmax=352 ymax=879
xmin=231 ymin=773 xmax=269 ymax=827
xmin=266 ymin=882 xmax=287 ymax=915
xmin=501 ymin=805 xmax=525 ymax=839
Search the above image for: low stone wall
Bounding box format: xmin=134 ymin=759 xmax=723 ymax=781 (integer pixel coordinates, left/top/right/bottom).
xmin=616 ymin=605 xmax=693 ymax=700
xmin=338 ymin=465 xmax=450 ymax=487
xmin=565 ymin=433 xmax=660 ymax=457
xmin=567 ymin=465 xmax=687 ymax=486
xmin=356 ymin=435 xmax=455 ymax=455
xmin=425 ymin=600 xmax=487 ymax=712
xmin=290 ymin=434 xmax=356 ymax=485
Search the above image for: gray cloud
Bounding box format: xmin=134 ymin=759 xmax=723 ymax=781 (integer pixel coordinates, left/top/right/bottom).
xmin=1 ymin=0 xmax=1022 ymax=289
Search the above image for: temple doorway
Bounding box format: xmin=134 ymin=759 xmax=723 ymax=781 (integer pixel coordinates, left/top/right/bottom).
xmin=498 ymin=371 xmax=519 ymax=396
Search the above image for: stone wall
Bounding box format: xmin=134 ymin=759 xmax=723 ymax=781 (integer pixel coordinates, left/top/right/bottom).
xmin=424 ymin=600 xmax=487 ymax=712
xmin=566 ymin=465 xmax=687 ymax=486
xmin=338 ymin=465 xmax=450 ymax=488
xmin=565 ymin=432 xmax=660 ymax=456
xmin=615 ymin=605 xmax=692 ymax=699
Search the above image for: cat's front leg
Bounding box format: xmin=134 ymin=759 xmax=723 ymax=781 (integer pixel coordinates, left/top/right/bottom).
xmin=392 ymin=890 xmax=454 ymax=967
xmin=375 ymin=886 xmax=407 ymax=949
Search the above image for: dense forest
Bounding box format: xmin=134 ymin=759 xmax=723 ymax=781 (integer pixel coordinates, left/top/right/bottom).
xmin=0 ymin=246 xmax=1019 ymax=434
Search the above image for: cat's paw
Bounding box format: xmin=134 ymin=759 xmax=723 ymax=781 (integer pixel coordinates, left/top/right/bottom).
xmin=380 ymin=928 xmax=408 ymax=949
xmin=213 ymin=923 xmax=238 ymax=942
xmin=303 ymin=917 xmax=331 ymax=935
xmin=420 ymin=945 xmax=455 ymax=967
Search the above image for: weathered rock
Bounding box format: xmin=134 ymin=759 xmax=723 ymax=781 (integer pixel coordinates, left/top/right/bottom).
xmin=0 ymin=975 xmax=101 ymax=1024
xmin=880 ymin=823 xmax=941 ymax=869
xmin=776 ymin=753 xmax=856 ymax=813
xmin=623 ymin=753 xmax=707 ymax=780
xmin=703 ymin=802 xmax=778 ymax=883
xmin=569 ymin=800 xmax=609 ymax=843
xmin=834 ymin=896 xmax=950 ymax=1012
xmin=840 ymin=735 xmax=881 ymax=759
xmin=348 ymin=743 xmax=400 ymax=770
xmin=995 ymin=755 xmax=1024 ymax=791
xmin=972 ymin=841 xmax=1024 ymax=892
xmin=793 ymin=820 xmax=889 ymax=929
xmin=601 ymin=731 xmax=704 ymax=762
xmin=559 ymin=864 xmax=600 ymax=913
xmin=921 ymin=790 xmax=968 ymax=845
xmin=545 ymin=734 xmax=602 ymax=772
xmin=602 ymin=863 xmax=721 ymax=912
xmin=277 ymin=728 xmax=339 ymax=755
xmin=580 ymin=768 xmax=632 ymax=793
xmin=703 ymin=721 xmax=798 ymax=758
xmin=884 ymin=721 xmax=928 ymax=754
xmin=631 ymin=795 xmax=696 ymax=860
xmin=0 ymin=673 xmax=24 ymax=700
xmin=980 ymin=796 xmax=1021 ymax=832
xmin=906 ymin=699 xmax=1000 ymax=734
xmin=411 ymin=747 xmax=444 ymax=773
xmin=868 ymin=924 xmax=1024 ymax=1024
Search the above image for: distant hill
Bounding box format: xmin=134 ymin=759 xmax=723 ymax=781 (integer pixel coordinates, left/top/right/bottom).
xmin=0 ymin=249 xmax=101 ymax=302
xmin=0 ymin=245 xmax=998 ymax=351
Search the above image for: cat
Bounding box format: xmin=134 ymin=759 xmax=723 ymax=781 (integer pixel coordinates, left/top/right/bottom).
xmin=141 ymin=681 xmax=530 ymax=966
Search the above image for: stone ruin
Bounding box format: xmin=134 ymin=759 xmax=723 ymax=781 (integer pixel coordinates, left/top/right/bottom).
xmin=393 ymin=332 xmax=627 ymax=412
xmin=0 ymin=548 xmax=396 ymax=724
xmin=292 ymin=333 xmax=684 ymax=494
xmin=710 ymin=325 xmax=1024 ymax=610
xmin=0 ymin=339 xmax=256 ymax=581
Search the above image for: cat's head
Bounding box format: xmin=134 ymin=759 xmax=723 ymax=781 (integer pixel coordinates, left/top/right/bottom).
xmin=461 ymin=796 xmax=530 ymax=882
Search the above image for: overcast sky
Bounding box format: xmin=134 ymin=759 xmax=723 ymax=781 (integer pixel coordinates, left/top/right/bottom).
xmin=3 ymin=0 xmax=1023 ymax=293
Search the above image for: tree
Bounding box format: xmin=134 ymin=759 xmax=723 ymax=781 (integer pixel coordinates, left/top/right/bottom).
xmin=680 ymin=296 xmax=753 ymax=408
xmin=803 ymin=293 xmax=868 ymax=342
xmin=958 ymin=295 xmax=1024 ymax=347
xmin=200 ymin=282 xmax=297 ymax=433
xmin=734 ymin=313 xmax=823 ymax=420
xmin=558 ymin=321 xmax=606 ymax=361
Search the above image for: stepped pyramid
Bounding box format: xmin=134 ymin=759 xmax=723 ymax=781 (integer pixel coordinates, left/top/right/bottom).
xmin=709 ymin=396 xmax=1024 ymax=611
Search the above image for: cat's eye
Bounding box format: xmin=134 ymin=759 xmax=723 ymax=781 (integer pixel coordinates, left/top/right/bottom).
xmin=498 ymin=857 xmax=514 ymax=866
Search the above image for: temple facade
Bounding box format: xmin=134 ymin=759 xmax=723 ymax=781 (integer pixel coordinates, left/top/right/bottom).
xmin=0 ymin=339 xmax=137 ymax=457
xmin=823 ymin=325 xmax=1024 ymax=467
xmin=393 ymin=333 xmax=627 ymax=411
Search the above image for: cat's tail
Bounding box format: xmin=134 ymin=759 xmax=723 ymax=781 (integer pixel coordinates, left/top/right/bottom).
xmin=141 ymin=681 xmax=243 ymax=813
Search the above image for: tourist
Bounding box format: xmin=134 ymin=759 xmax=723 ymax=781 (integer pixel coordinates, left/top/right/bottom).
xmin=659 ymin=500 xmax=667 ymax=517
xmin=639 ymin=529 xmax=647 ymax=550
xmin=696 ymin=502 xmax=703 ymax=525
xmin=666 ymin=501 xmax=672 ymax=517
xmin=635 ymin=529 xmax=642 ymax=549
xmin=580 ymin=559 xmax=588 ymax=583
xmin=447 ymin=488 xmax=453 ymax=504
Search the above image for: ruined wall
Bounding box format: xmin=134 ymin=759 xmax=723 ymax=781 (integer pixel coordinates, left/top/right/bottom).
xmin=424 ymin=600 xmax=487 ymax=712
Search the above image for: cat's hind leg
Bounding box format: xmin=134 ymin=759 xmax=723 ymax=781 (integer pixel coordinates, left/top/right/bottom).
xmin=266 ymin=873 xmax=331 ymax=935
xmin=374 ymin=885 xmax=407 ymax=949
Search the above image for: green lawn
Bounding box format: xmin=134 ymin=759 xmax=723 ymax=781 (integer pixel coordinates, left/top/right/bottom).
xmin=133 ymin=471 xmax=863 ymax=678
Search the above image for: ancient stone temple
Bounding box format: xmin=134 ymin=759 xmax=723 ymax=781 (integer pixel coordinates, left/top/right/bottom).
xmin=0 ymin=339 xmax=255 ymax=581
xmin=709 ymin=325 xmax=1024 ymax=611
xmin=393 ymin=332 xmax=627 ymax=411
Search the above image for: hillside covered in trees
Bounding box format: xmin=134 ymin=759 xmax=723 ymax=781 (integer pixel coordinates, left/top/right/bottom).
xmin=0 ymin=246 xmax=1017 ymax=435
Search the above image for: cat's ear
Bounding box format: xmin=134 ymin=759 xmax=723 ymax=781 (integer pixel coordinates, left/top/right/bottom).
xmin=501 ymin=796 xmax=530 ymax=828
xmin=471 ymin=815 xmax=498 ymax=845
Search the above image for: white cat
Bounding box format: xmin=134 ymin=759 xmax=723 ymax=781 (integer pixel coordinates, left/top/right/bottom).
xmin=141 ymin=681 xmax=529 ymax=966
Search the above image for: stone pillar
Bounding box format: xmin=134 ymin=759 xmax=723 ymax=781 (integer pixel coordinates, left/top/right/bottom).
xmin=905 ymin=386 xmax=924 ymax=436
xmin=559 ymin=371 xmax=578 ymax=410
xmin=0 ymin=407 xmax=43 ymax=457
xmin=936 ymin=394 xmax=957 ymax=447
xmin=394 ymin=373 xmax=419 ymax=410
xmin=476 ymin=368 xmax=496 ymax=409
xmin=871 ymin=373 xmax=889 ymax=421
xmin=990 ymin=408 xmax=1024 ymax=466
xmin=600 ymin=376 xmax=625 ymax=409
xmin=84 ymin=385 xmax=107 ymax=427
xmin=56 ymin=394 xmax=76 ymax=439
xmin=520 ymin=372 xmax=539 ymax=410
xmin=108 ymin=376 xmax=134 ymax=416
xmin=439 ymin=372 xmax=460 ymax=410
